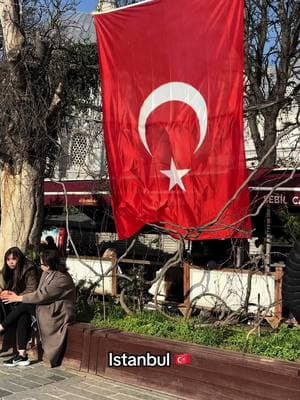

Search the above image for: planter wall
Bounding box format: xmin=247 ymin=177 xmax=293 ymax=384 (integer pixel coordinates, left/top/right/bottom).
xmin=63 ymin=323 xmax=300 ymax=400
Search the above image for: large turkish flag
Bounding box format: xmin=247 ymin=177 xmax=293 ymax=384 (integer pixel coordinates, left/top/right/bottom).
xmin=94 ymin=0 xmax=251 ymax=240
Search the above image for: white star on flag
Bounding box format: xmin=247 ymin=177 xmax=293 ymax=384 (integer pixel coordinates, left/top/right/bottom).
xmin=161 ymin=158 xmax=190 ymax=191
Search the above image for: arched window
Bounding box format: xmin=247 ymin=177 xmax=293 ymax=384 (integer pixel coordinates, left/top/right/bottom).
xmin=71 ymin=133 xmax=87 ymax=166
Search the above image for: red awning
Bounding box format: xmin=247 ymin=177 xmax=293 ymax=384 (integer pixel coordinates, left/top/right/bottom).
xmin=248 ymin=168 xmax=300 ymax=207
xmin=44 ymin=180 xmax=110 ymax=207
xmin=44 ymin=170 xmax=300 ymax=208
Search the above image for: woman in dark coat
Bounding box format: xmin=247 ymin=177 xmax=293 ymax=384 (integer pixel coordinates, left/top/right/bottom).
xmin=282 ymin=239 xmax=300 ymax=324
xmin=0 ymin=247 xmax=39 ymax=366
xmin=2 ymin=249 xmax=76 ymax=367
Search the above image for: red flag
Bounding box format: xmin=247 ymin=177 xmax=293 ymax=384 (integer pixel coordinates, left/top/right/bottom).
xmin=94 ymin=0 xmax=251 ymax=240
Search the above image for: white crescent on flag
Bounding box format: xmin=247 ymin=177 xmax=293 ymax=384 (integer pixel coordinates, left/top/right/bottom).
xmin=138 ymin=82 xmax=208 ymax=156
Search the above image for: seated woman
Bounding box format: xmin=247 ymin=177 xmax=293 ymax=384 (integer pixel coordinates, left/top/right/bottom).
xmin=0 ymin=247 xmax=39 ymax=366
xmin=2 ymin=249 xmax=76 ymax=367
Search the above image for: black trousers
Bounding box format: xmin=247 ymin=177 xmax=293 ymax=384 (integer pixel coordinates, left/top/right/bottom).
xmin=1 ymin=303 xmax=36 ymax=350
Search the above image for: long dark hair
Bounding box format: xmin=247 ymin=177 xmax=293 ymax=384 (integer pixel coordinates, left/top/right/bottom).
xmin=44 ymin=236 xmax=58 ymax=250
xmin=3 ymin=247 xmax=26 ymax=290
xmin=40 ymin=249 xmax=67 ymax=273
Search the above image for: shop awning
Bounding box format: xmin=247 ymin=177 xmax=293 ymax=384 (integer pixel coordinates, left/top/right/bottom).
xmin=44 ymin=180 xmax=110 ymax=207
xmin=249 ymin=168 xmax=300 ymax=207
xmin=44 ymin=169 xmax=300 ymax=208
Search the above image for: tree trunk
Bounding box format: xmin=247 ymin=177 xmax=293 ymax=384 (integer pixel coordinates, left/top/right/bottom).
xmin=249 ymin=112 xmax=278 ymax=167
xmin=0 ymin=161 xmax=43 ymax=285
xmin=260 ymin=115 xmax=278 ymax=167
xmin=0 ymin=0 xmax=24 ymax=61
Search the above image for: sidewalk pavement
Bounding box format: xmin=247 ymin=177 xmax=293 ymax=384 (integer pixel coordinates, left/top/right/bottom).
xmin=0 ymin=356 xmax=184 ymax=400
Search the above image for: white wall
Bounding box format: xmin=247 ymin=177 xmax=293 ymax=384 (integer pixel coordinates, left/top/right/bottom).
xmin=244 ymin=102 xmax=300 ymax=168
xmin=190 ymin=267 xmax=275 ymax=314
xmin=67 ymin=256 xmax=114 ymax=295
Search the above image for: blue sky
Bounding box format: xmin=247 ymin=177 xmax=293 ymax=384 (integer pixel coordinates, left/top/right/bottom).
xmin=77 ymin=0 xmax=98 ymax=13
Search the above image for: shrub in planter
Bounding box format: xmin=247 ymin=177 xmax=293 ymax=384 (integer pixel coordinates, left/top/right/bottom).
xmin=77 ymin=306 xmax=300 ymax=362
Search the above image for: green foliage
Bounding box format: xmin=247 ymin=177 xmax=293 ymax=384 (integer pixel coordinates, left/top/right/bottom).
xmin=79 ymin=306 xmax=300 ymax=361
xmin=25 ymin=245 xmax=40 ymax=266
xmin=277 ymin=207 xmax=300 ymax=242
xmin=230 ymin=325 xmax=300 ymax=361
xmin=76 ymin=291 xmax=126 ymax=323
xmin=118 ymin=265 xmax=152 ymax=313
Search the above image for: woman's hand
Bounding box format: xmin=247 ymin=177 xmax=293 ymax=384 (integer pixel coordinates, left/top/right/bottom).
xmin=0 ymin=290 xmax=13 ymax=299
xmin=1 ymin=292 xmax=23 ymax=303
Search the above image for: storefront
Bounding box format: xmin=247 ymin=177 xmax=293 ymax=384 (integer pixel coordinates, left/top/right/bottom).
xmin=250 ymin=168 xmax=300 ymax=209
xmin=249 ymin=168 xmax=300 ymax=263
xmin=42 ymin=169 xmax=300 ymax=263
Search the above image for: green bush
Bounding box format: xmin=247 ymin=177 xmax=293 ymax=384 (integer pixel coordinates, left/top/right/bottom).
xmin=229 ymin=325 xmax=300 ymax=361
xmin=78 ymin=306 xmax=300 ymax=362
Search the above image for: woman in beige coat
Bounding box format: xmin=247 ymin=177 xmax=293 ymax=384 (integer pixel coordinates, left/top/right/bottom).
xmin=2 ymin=249 xmax=76 ymax=367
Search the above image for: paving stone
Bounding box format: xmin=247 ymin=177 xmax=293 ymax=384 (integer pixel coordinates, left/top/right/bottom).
xmin=60 ymin=395 xmax=94 ymax=400
xmin=61 ymin=387 xmax=109 ymax=400
xmin=20 ymin=367 xmax=64 ymax=381
xmin=5 ymin=394 xmax=58 ymax=400
xmin=7 ymin=378 xmax=42 ymax=389
xmin=121 ymin=387 xmax=179 ymax=400
xmin=3 ymin=396 xmax=33 ymax=400
xmin=40 ymin=385 xmax=69 ymax=397
xmin=0 ymin=369 xmax=13 ymax=376
xmin=1 ymin=370 xmax=24 ymax=378
xmin=22 ymin=366 xmax=49 ymax=374
xmin=46 ymin=370 xmax=76 ymax=379
xmin=109 ymin=394 xmax=142 ymax=400
xmin=84 ymin=377 xmax=119 ymax=387
xmin=84 ymin=381 xmax=121 ymax=391
xmin=46 ymin=374 xmax=66 ymax=382
xmin=0 ymin=360 xmax=181 ymax=400
xmin=72 ymin=384 xmax=116 ymax=397
xmin=49 ymin=376 xmax=84 ymax=389
xmin=0 ymin=394 xmax=38 ymax=400
xmin=20 ymin=374 xmax=54 ymax=385
xmin=23 ymin=394 xmax=63 ymax=400
xmin=0 ymin=387 xmax=12 ymax=397
xmin=0 ymin=380 xmax=28 ymax=393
